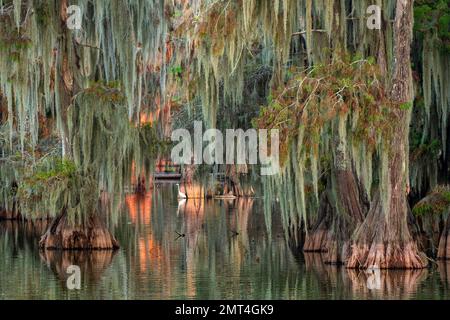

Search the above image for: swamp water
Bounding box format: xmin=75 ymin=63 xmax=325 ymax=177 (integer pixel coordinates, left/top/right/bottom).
xmin=1 ymin=185 xmax=450 ymax=300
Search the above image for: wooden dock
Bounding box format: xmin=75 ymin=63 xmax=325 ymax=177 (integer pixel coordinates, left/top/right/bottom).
xmin=154 ymin=172 xmax=182 ymax=180
xmin=154 ymin=160 xmax=181 ymax=181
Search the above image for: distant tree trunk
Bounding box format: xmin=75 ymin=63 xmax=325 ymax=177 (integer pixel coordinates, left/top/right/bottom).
xmin=322 ymin=166 xmax=367 ymax=264
xmin=302 ymin=0 xmax=369 ymax=264
xmin=135 ymin=176 xmax=147 ymax=193
xmin=182 ymin=162 xmax=196 ymax=184
xmin=304 ymin=125 xmax=368 ymax=264
xmin=412 ymin=191 xmax=446 ymax=257
xmin=347 ymin=0 xmax=427 ymax=269
xmin=224 ymin=164 xmax=244 ymax=197
xmin=0 ymin=91 xmax=6 ymax=122
xmin=303 ymin=192 xmax=332 ymax=253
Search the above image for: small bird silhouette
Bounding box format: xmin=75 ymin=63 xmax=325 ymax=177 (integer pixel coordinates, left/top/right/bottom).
xmin=175 ymin=231 xmax=185 ymax=240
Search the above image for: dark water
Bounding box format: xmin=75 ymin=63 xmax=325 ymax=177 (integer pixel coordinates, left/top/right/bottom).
xmin=1 ymin=185 xmax=450 ymax=300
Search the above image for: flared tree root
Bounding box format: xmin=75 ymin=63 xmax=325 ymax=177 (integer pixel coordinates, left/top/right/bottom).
xmin=39 ymin=213 xmax=119 ymax=250
xmin=347 ymin=242 xmax=428 ymax=269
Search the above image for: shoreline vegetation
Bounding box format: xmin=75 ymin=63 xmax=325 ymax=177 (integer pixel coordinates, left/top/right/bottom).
xmin=0 ymin=0 xmax=449 ymax=272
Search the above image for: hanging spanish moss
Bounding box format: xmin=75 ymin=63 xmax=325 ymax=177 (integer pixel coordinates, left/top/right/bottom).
xmin=409 ymin=1 xmax=450 ymax=196
xmin=0 ymin=0 xmax=168 ymax=249
xmin=168 ymin=0 xmax=442 ymax=268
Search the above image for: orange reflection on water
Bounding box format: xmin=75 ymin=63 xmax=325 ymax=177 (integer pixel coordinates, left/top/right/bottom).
xmin=137 ymin=237 xmax=163 ymax=273
xmin=178 ymin=184 xmax=206 ymax=199
xmin=125 ymin=192 xmax=164 ymax=273
xmin=123 ymin=188 xmax=258 ymax=298
xmin=125 ymin=193 xmax=152 ymax=225
xmin=178 ymin=196 xmax=206 ymax=299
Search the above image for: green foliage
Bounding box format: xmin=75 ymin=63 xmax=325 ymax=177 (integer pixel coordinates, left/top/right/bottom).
xmin=34 ymin=1 xmax=52 ymax=26
xmin=32 ymin=159 xmax=76 ymax=182
xmin=253 ymin=54 xmax=392 ymax=166
xmin=84 ymin=81 xmax=126 ymax=104
xmin=170 ymin=65 xmax=183 ymax=78
xmin=411 ymin=139 xmax=441 ymax=161
xmin=413 ymin=186 xmax=450 ymax=216
xmin=0 ymin=32 xmax=32 ymax=62
xmin=413 ymin=203 xmax=434 ymax=216
xmin=16 ymin=156 xmax=98 ymax=224
xmin=400 ymin=102 xmax=413 ymax=110
xmin=414 ymin=0 xmax=450 ymax=52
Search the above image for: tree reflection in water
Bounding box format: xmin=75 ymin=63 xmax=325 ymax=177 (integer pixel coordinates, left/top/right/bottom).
xmin=2 ymin=185 xmax=450 ymax=299
xmin=40 ymin=250 xmax=117 ymax=286
xmin=304 ymin=252 xmax=428 ymax=299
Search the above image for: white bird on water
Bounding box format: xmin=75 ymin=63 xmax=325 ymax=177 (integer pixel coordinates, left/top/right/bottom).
xmin=177 ymin=198 xmax=186 ymax=216
xmin=176 ymin=183 xmax=187 ymax=199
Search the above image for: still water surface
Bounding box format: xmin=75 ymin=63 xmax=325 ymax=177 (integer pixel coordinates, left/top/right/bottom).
xmin=1 ymin=185 xmax=450 ymax=299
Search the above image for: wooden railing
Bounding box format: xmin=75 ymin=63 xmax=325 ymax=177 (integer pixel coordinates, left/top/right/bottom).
xmin=154 ymin=159 xmax=181 ymax=180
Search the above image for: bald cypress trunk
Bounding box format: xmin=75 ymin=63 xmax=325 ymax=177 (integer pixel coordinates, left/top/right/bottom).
xmin=347 ymin=0 xmax=427 ymax=269
xmin=39 ymin=0 xmax=118 ymax=250
xmin=39 ymin=211 xmax=119 ymax=250
xmin=304 ymin=127 xmax=368 ymax=264
xmin=302 ymin=1 xmax=368 ymax=263
xmin=224 ymin=164 xmax=244 ymax=197
xmin=303 ymin=192 xmax=332 ymax=253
